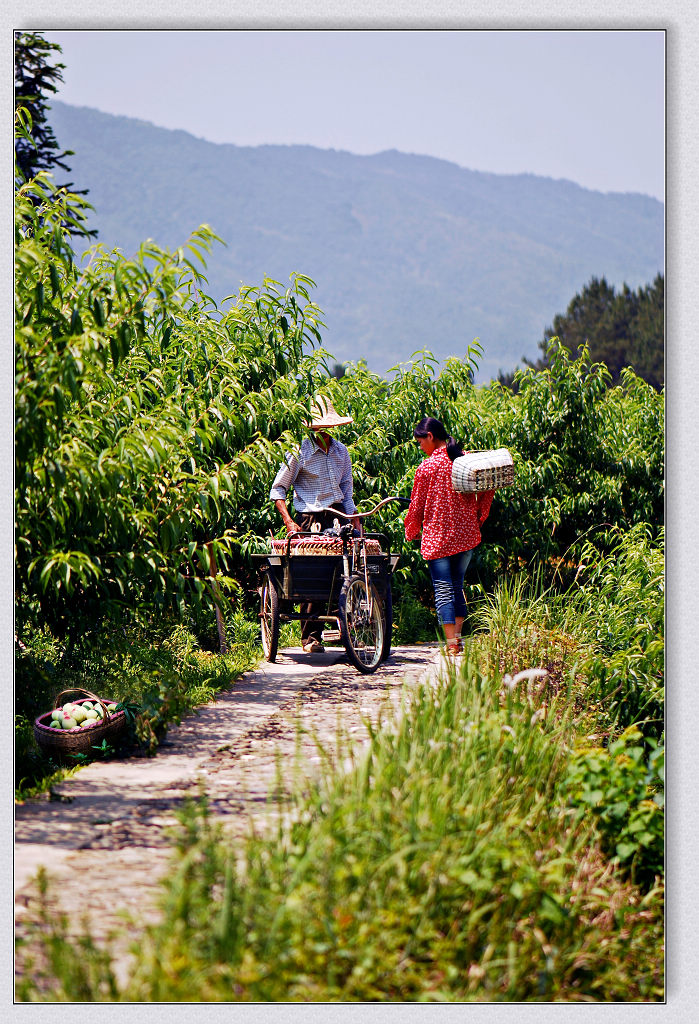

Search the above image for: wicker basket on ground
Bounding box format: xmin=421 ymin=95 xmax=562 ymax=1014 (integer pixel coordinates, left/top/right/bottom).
xmin=33 ymin=688 xmax=128 ymax=762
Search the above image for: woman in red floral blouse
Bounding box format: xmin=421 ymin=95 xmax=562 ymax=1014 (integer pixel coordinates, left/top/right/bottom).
xmin=404 ymin=417 xmax=494 ymax=654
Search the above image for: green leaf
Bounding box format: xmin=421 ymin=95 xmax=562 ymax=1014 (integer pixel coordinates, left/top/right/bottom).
xmin=118 ymin=321 xmax=131 ymax=358
xmin=49 ymin=263 xmax=61 ymax=298
xmin=581 ymin=789 xmax=604 ymax=805
xmin=615 ymin=842 xmax=636 ymax=861
xmin=70 ymin=306 xmax=83 ymax=334
xmin=109 ymin=336 xmax=120 ymax=369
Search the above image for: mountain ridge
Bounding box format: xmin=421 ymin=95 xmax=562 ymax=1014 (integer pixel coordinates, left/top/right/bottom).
xmin=49 ymin=100 xmax=664 ymax=381
xmin=56 ymin=103 xmax=659 ymax=202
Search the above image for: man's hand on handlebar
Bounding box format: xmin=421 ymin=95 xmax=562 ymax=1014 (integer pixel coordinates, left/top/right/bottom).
xmin=285 ymin=520 xmax=301 ymax=536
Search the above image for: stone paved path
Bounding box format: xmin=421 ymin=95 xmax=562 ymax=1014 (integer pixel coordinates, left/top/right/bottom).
xmin=15 ymin=643 xmax=443 ymax=988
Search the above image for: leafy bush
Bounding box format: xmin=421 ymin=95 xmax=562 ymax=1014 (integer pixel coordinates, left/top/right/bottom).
xmin=571 ymin=524 xmax=664 ymax=738
xmin=470 ymin=344 xmax=663 ymax=582
xmin=561 ymin=727 xmax=664 ymax=890
xmin=15 ymin=610 xmax=262 ymax=794
xmin=317 ymin=340 xmax=663 ymax=602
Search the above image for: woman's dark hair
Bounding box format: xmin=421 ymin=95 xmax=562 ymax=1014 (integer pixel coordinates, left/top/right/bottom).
xmin=413 ymin=416 xmax=464 ymax=462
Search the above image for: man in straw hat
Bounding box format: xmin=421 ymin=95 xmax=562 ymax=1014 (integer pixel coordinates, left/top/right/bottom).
xmin=270 ymin=396 xmax=360 ymax=653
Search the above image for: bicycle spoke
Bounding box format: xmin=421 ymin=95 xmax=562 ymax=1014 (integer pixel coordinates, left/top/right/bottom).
xmin=344 ymin=577 xmax=383 ymax=668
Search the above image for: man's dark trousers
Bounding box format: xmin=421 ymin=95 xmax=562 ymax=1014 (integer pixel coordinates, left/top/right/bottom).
xmin=298 ymin=503 xmax=346 ymax=645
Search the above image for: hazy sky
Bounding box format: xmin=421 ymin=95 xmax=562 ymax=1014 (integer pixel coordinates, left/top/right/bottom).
xmin=46 ymin=29 xmax=665 ymax=201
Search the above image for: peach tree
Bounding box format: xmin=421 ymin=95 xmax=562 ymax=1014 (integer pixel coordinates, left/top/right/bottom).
xmin=15 ymin=113 xmax=331 ymax=651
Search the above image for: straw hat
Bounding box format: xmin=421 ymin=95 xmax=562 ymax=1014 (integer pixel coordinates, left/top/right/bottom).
xmin=305 ymin=396 xmax=353 ymax=429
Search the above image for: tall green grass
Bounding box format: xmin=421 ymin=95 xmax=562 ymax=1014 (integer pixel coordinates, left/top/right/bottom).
xmin=467 ymin=525 xmax=663 ymax=738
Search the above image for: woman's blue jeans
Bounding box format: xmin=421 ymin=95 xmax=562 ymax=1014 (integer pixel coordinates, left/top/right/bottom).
xmin=427 ymin=549 xmax=474 ymax=625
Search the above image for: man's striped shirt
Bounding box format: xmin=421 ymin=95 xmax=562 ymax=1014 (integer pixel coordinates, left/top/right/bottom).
xmin=269 ymin=437 xmax=357 ymax=514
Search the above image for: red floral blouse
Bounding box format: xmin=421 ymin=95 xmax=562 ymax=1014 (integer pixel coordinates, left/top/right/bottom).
xmin=404 ymin=447 xmax=494 ymax=560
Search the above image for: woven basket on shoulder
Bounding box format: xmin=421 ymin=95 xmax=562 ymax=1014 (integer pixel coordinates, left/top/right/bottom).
xmin=33 ymin=688 xmax=127 ymax=761
xmin=451 ymin=448 xmax=515 ymax=493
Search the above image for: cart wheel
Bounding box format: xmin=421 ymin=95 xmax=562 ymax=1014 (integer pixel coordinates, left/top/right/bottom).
xmin=339 ymin=574 xmax=384 ymax=674
xmin=260 ymin=577 xmax=280 ymax=662
xmin=380 ymin=582 xmax=393 ymax=662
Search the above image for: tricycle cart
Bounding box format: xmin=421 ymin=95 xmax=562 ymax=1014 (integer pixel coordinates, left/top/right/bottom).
xmin=251 ymin=498 xmax=406 ymax=674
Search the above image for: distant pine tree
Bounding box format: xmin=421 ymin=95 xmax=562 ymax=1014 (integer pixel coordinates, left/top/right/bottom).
xmin=15 ymin=32 xmax=71 ymax=181
xmin=498 ymin=275 xmax=664 ymax=390
xmin=15 ymin=31 xmax=95 ymax=238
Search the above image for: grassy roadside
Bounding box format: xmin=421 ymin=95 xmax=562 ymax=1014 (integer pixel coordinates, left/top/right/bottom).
xmin=16 ymin=529 xmax=664 ymax=1001
xmin=17 ymin=650 xmax=663 ymax=1002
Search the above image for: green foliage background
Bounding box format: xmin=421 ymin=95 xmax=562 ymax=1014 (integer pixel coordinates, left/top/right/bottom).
xmin=15 ymin=103 xmax=664 ymax=1002
xmin=15 ymin=111 xmax=664 ymax=709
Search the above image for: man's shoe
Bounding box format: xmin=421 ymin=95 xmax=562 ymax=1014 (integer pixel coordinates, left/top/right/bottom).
xmin=302 ymin=639 xmax=325 ymax=653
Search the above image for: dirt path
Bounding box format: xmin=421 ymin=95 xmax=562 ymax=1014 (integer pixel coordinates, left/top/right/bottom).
xmin=15 ymin=643 xmax=443 ymax=988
